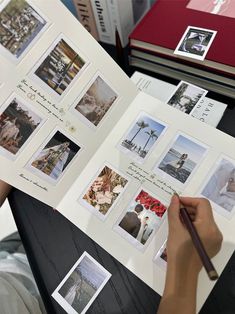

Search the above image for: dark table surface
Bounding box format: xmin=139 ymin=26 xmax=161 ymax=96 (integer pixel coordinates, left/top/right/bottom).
xmin=7 ymin=44 xmax=235 ymax=314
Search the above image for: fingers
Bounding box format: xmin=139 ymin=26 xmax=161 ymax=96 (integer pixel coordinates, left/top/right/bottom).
xmin=179 ymin=196 xmax=214 ymax=221
xmin=167 ymin=194 xmax=181 ymax=227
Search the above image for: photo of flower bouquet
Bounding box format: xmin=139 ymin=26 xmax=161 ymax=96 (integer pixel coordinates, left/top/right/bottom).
xmin=81 ymin=165 xmax=128 ymax=217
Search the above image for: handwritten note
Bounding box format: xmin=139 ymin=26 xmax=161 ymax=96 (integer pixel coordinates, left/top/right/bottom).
xmin=19 ymin=173 xmax=48 ymax=192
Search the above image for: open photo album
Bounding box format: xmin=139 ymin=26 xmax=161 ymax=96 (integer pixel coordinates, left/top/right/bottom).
xmin=0 ymin=0 xmax=235 ymax=311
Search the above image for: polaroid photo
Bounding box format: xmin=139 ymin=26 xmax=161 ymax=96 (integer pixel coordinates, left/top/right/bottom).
xmin=117 ymin=112 xmax=167 ymax=164
xmin=166 ymin=81 xmax=207 ymax=114
xmin=113 ymin=188 xmax=167 ymax=252
xmin=71 ymin=73 xmax=118 ymax=129
xmin=174 ymin=26 xmax=217 ymax=61
xmin=153 ymin=133 xmax=208 ymax=188
xmin=29 ymin=34 xmax=89 ymax=99
xmin=52 ymin=251 xmax=111 ymax=314
xmin=0 ymin=93 xmax=45 ymax=160
xmin=26 ymin=129 xmax=81 ymax=185
xmin=79 ymin=164 xmax=129 ymax=221
xmin=200 ymin=156 xmax=235 ymax=219
xmin=153 ymin=240 xmax=167 ymax=270
xmin=0 ymin=0 xmax=48 ymax=63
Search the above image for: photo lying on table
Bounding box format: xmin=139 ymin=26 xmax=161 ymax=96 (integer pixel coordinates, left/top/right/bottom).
xmin=80 ymin=165 xmax=128 ymax=220
xmin=118 ymin=112 xmax=167 ymax=163
xmin=154 ymin=133 xmax=208 ymax=187
xmin=73 ymin=74 xmax=118 ymax=128
xmin=0 ymin=94 xmax=44 ymax=160
xmin=30 ymin=35 xmax=87 ymax=97
xmin=0 ymin=0 xmax=47 ymax=62
xmin=167 ymin=81 xmax=207 ymax=114
xmin=187 ymin=0 xmax=235 ymax=19
xmin=113 ymin=189 xmax=167 ymax=251
xmin=174 ymin=26 xmax=217 ymax=61
xmin=28 ymin=130 xmax=81 ymax=184
xmin=52 ymin=252 xmax=111 ymax=314
xmin=153 ymin=240 xmax=167 ymax=270
xmin=200 ymin=156 xmax=235 ymax=219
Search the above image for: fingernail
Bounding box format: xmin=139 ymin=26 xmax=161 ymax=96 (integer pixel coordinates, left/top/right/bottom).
xmin=173 ymin=191 xmax=179 ymax=198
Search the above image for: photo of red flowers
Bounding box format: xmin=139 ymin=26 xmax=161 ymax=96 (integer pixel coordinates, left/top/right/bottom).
xmin=115 ymin=189 xmax=167 ymax=249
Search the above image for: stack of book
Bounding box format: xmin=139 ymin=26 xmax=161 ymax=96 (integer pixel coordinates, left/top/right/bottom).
xmin=63 ymin=0 xmax=152 ymax=46
xmin=129 ymin=0 xmax=235 ymax=98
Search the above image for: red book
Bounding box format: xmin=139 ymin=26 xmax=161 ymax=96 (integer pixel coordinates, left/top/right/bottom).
xmin=130 ymin=0 xmax=235 ymax=77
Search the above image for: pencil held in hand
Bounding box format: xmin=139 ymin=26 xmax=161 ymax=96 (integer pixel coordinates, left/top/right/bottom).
xmin=179 ymin=206 xmax=219 ymax=280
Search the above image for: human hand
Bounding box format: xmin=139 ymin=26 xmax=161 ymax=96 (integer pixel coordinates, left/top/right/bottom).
xmin=166 ymin=195 xmax=223 ymax=272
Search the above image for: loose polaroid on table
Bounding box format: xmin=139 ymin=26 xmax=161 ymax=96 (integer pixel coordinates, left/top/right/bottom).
xmin=52 ymin=252 xmax=111 ymax=314
xmin=153 ymin=133 xmax=208 ymax=188
xmin=153 ymin=240 xmax=167 ymax=270
xmin=0 ymin=94 xmax=45 ymax=160
xmin=26 ymin=129 xmax=81 ymax=184
xmin=0 ymin=0 xmax=48 ymax=63
xmin=174 ymin=26 xmax=217 ymax=61
xmin=79 ymin=164 xmax=129 ymax=220
xmin=113 ymin=188 xmax=167 ymax=251
xmin=71 ymin=73 xmax=118 ymax=129
xmin=117 ymin=112 xmax=167 ymax=164
xmin=29 ymin=34 xmax=88 ymax=98
xmin=166 ymin=81 xmax=207 ymax=114
xmin=200 ymin=156 xmax=235 ymax=219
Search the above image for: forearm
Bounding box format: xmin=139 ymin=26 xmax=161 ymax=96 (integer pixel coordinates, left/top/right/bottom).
xmin=0 ymin=180 xmax=11 ymax=207
xmin=157 ymin=258 xmax=200 ymax=314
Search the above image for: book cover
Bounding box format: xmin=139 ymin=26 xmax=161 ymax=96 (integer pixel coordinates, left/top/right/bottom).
xmin=130 ymin=0 xmax=235 ymax=73
xmin=72 ymin=0 xmax=99 ymax=40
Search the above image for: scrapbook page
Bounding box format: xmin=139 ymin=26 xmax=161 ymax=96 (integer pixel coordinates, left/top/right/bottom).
xmin=0 ymin=0 xmax=235 ymax=312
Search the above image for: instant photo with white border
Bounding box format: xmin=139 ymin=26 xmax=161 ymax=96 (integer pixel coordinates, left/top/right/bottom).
xmin=199 ymin=155 xmax=235 ymax=219
xmin=79 ymin=162 xmax=129 ymax=221
xmin=28 ymin=33 xmax=89 ymax=100
xmin=113 ymin=187 xmax=168 ymax=252
xmin=174 ymin=26 xmax=217 ymax=61
xmin=153 ymin=240 xmax=167 ymax=270
xmin=117 ymin=111 xmax=167 ymax=164
xmin=0 ymin=0 xmax=49 ymax=64
xmin=26 ymin=127 xmax=82 ymax=185
xmin=70 ymin=71 xmax=119 ymax=130
xmin=166 ymin=80 xmax=208 ymax=115
xmin=52 ymin=251 xmax=111 ymax=314
xmin=153 ymin=132 xmax=208 ymax=189
xmin=0 ymin=93 xmax=46 ymax=160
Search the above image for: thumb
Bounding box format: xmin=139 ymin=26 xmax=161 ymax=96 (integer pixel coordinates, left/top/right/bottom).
xmin=167 ymin=194 xmax=181 ymax=227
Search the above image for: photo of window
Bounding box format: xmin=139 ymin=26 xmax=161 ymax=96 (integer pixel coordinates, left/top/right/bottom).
xmin=74 ymin=75 xmax=118 ymax=127
xmin=0 ymin=0 xmax=47 ymax=60
xmin=33 ymin=37 xmax=87 ymax=96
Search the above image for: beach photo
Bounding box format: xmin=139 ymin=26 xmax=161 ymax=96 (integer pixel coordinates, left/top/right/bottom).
xmin=0 ymin=95 xmax=43 ymax=158
xmin=174 ymin=26 xmax=217 ymax=61
xmin=29 ymin=130 xmax=80 ymax=182
xmin=201 ymin=157 xmax=235 ymax=219
xmin=155 ymin=134 xmax=207 ymax=185
xmin=74 ymin=75 xmax=118 ymax=127
xmin=114 ymin=189 xmax=167 ymax=250
xmin=80 ymin=165 xmax=128 ymax=219
xmin=52 ymin=252 xmax=111 ymax=314
xmin=0 ymin=0 xmax=47 ymax=61
xmin=32 ymin=36 xmax=87 ymax=96
xmin=118 ymin=113 xmax=166 ymax=162
xmin=167 ymin=81 xmax=207 ymax=114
